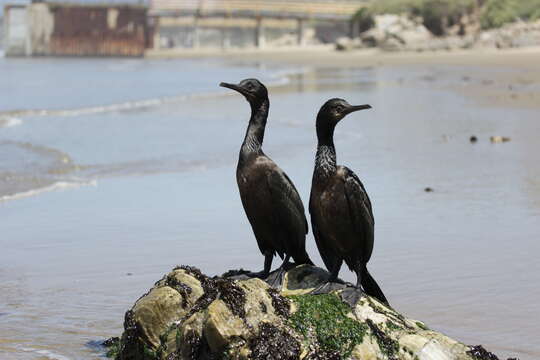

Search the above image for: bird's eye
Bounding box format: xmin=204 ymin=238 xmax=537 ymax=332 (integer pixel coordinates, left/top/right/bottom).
xmin=336 ymin=105 xmax=344 ymax=112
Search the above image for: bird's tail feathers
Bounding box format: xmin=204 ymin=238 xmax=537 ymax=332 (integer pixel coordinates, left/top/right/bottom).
xmin=361 ymin=267 xmax=389 ymax=305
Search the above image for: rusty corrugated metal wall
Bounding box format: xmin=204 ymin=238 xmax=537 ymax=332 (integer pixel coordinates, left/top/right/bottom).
xmin=49 ymin=4 xmax=151 ymax=56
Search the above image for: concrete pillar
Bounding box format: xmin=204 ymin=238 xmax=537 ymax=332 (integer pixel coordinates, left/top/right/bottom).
xmin=192 ymin=15 xmax=200 ymax=48
xmin=296 ymin=18 xmax=306 ymax=46
xmin=255 ymin=17 xmax=265 ymax=48
xmin=153 ymin=17 xmax=161 ymax=49
xmin=221 ymin=25 xmax=230 ymax=50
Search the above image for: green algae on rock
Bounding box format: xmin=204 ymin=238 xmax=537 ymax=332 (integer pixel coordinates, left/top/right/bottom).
xmin=108 ymin=265 xmax=513 ymax=360
xmin=287 ymin=294 xmax=368 ymax=357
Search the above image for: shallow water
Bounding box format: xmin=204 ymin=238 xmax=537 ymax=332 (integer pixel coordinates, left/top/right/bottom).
xmin=0 ymin=57 xmax=539 ymax=360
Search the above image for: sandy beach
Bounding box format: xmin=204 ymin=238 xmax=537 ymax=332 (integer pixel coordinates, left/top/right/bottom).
xmin=148 ymin=46 xmax=540 ymax=109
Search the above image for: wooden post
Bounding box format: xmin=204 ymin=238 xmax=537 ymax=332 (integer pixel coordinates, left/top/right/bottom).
xmin=255 ymin=16 xmax=265 ymax=48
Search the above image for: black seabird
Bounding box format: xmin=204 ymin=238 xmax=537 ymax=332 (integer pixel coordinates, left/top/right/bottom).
xmin=309 ymin=98 xmax=388 ymax=305
xmin=219 ymin=78 xmax=313 ymax=284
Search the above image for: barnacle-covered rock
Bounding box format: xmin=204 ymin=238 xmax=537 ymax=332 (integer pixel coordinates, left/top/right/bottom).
xmin=108 ymin=265 xmax=513 ymax=360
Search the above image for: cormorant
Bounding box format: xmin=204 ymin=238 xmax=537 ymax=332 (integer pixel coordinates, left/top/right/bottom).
xmin=219 ymin=78 xmax=313 ymax=285
xmin=309 ymin=98 xmax=388 ymax=305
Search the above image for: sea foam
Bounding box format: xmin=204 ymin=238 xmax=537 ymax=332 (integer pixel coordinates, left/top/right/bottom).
xmin=0 ymin=179 xmax=97 ymax=203
xmin=0 ymin=117 xmax=23 ymax=128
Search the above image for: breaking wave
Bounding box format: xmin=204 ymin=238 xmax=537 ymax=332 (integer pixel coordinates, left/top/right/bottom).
xmin=0 ymin=116 xmax=23 ymax=128
xmin=0 ymin=69 xmax=298 ymax=121
xmin=0 ymin=179 xmax=97 ymax=203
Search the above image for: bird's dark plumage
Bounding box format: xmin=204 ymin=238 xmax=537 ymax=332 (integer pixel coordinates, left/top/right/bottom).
xmin=220 ymin=79 xmax=312 ymax=281
xmin=309 ymin=98 xmax=388 ymax=304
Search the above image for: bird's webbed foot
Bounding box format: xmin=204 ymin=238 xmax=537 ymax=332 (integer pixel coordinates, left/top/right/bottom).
xmin=310 ymin=280 xmax=348 ymax=295
xmin=247 ymin=270 xmax=270 ymax=280
xmin=340 ymin=286 xmax=365 ymax=308
xmin=265 ymin=267 xmax=287 ymax=289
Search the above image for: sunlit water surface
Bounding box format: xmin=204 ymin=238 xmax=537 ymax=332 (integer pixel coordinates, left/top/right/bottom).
xmin=0 ymin=57 xmax=539 ymax=360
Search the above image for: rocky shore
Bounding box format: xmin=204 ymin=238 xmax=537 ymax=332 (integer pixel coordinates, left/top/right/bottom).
xmin=105 ymin=265 xmax=515 ymax=360
xmin=336 ymin=14 xmax=540 ymax=52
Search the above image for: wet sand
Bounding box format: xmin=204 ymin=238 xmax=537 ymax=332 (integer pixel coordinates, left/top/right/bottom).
xmin=149 ymin=46 xmax=540 ymax=109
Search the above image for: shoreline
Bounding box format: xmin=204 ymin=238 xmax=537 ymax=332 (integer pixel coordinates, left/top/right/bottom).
xmin=147 ymin=46 xmax=540 ymax=109
xmin=146 ymin=45 xmax=540 ymax=68
xmin=1 ymin=45 xmax=538 ymax=204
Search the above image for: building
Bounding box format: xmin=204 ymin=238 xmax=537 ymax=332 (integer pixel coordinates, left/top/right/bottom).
xmin=3 ymin=1 xmax=152 ymax=57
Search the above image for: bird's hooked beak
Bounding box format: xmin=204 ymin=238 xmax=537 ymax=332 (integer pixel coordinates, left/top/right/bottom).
xmin=345 ymin=104 xmax=372 ymax=115
xmin=220 ymin=82 xmax=253 ymax=99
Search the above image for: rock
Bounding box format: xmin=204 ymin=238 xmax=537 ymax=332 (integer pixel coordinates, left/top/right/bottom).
xmin=358 ymin=14 xmax=433 ymax=51
xmin=490 ymin=136 xmax=511 ymax=143
xmin=110 ymin=264 xmax=513 ymax=360
xmin=475 ymin=20 xmax=540 ymax=49
xmin=335 ymin=36 xmax=363 ymax=51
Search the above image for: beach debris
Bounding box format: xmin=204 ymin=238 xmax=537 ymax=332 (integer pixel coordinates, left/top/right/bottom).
xmin=470 ymin=135 xmax=478 ymax=143
xmin=424 ymin=187 xmax=434 ymax=192
xmin=490 ymin=136 xmax=511 ymax=143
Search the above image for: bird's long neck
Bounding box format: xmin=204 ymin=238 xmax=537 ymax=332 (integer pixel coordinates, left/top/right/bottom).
xmin=240 ymin=98 xmax=269 ymax=160
xmin=315 ymin=117 xmax=337 ymax=177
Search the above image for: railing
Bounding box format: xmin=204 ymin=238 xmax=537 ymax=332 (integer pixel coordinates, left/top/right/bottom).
xmin=150 ymin=0 xmax=368 ymax=20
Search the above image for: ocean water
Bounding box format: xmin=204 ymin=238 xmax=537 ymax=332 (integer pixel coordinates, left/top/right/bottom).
xmin=0 ymin=56 xmax=539 ymax=360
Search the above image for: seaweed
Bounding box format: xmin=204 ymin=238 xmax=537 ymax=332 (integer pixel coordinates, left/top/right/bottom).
xmin=118 ymin=310 xmax=149 ymax=360
xmin=103 ymin=337 xmax=120 ymax=358
xmin=266 ymin=288 xmax=290 ymax=318
xmin=287 ymin=294 xmax=368 ymax=357
xmin=175 ymin=265 xmax=247 ymax=321
xmin=467 ymin=345 xmax=518 ymax=360
xmin=385 ymin=320 xmax=403 ymax=332
xmin=165 ymin=273 xmax=193 ymax=307
xmin=304 ymin=349 xmax=342 ymax=360
xmin=249 ymin=323 xmax=301 ymax=360
xmin=215 ymin=278 xmax=246 ymax=319
xmin=366 ymin=319 xmax=399 ymax=359
xmin=367 ymin=297 xmax=414 ymax=331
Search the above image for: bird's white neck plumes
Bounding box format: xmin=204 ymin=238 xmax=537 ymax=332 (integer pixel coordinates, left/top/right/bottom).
xmin=242 ymin=128 xmax=263 ymax=154
xmin=240 ymin=99 xmax=269 ymax=161
xmin=315 ymin=144 xmax=337 ymax=177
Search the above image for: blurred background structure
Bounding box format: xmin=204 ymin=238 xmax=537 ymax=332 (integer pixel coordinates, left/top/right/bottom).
xmin=3 ymin=0 xmax=540 ymax=56
xmin=2 ymin=0 xmax=369 ymax=56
